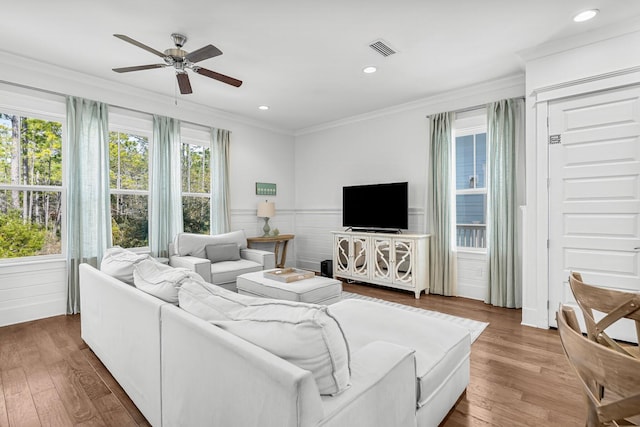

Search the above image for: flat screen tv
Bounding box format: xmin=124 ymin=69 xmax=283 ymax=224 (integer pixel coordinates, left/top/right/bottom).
xmin=342 ymin=182 xmax=408 ymax=230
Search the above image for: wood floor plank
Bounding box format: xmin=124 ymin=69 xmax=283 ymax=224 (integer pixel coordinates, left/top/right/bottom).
xmin=32 ymin=388 xmax=74 ymax=427
xmin=48 ymin=359 xmax=103 ymax=425
xmin=2 ymin=367 xmax=41 ymax=427
xmin=91 ymin=395 xmax=137 ymax=427
xmin=0 ymin=372 xmax=10 ymax=427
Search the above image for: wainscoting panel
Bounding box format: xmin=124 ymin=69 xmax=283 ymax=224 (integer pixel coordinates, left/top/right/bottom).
xmin=295 ymin=209 xmax=343 ymax=272
xmin=457 ymin=251 xmax=488 ymax=301
xmin=0 ymin=258 xmax=67 ymax=327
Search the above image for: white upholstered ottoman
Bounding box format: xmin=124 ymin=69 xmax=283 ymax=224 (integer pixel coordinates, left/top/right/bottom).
xmin=236 ymin=270 xmax=342 ymax=305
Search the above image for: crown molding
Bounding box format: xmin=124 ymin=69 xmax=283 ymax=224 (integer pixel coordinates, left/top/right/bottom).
xmin=294 ymin=73 xmax=524 ymax=136
xmin=0 ymin=50 xmax=293 ymax=136
xmin=518 ymin=15 xmax=640 ymax=63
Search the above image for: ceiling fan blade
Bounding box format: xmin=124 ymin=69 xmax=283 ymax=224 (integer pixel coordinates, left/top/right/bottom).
xmin=193 ymin=67 xmax=243 ymax=87
xmin=113 ymin=34 xmax=166 ymax=58
xmin=176 ymin=73 xmax=193 ymax=94
xmin=112 ymin=64 xmax=167 ymax=73
xmin=185 ymin=45 xmax=223 ymax=63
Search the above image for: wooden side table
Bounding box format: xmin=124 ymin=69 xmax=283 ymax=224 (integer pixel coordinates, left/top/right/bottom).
xmin=246 ymin=234 xmax=294 ymax=269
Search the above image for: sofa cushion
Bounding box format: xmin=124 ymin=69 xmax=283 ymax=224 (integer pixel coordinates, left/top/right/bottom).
xmin=210 ymin=259 xmax=262 ymax=286
xmin=205 ymin=243 xmax=240 ymax=263
xmin=174 ymin=231 xmax=247 ymax=258
xmin=100 ymin=246 xmax=150 ymax=285
xmin=178 ymin=281 xmax=351 ymax=395
xmin=179 ymin=280 xmax=259 ymax=321
xmin=133 ymin=259 xmax=205 ymax=304
xmin=329 ymin=299 xmax=471 ymax=408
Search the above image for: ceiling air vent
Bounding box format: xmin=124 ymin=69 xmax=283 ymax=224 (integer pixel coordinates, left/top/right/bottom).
xmin=369 ymin=39 xmax=397 ymax=57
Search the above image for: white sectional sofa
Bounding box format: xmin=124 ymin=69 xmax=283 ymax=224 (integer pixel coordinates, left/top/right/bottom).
xmin=79 ymin=261 xmax=471 ymax=427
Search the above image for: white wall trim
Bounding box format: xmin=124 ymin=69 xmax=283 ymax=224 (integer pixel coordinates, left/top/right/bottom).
xmin=531 ymin=65 xmax=640 ymax=102
xmin=518 ymin=16 xmax=640 ymax=63
xmin=294 ymin=74 xmax=524 ymax=136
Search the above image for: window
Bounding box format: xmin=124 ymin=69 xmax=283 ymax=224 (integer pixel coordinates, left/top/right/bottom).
xmin=181 ymin=132 xmax=210 ymax=234
xmin=0 ymin=112 xmax=63 ymax=258
xmin=109 ymin=131 xmax=149 ymax=248
xmin=455 ymin=130 xmax=487 ymax=249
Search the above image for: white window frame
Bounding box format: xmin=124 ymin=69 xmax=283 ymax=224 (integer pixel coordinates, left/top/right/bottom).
xmin=181 ymin=125 xmax=212 ymax=233
xmin=0 ymin=91 xmax=67 ymax=263
xmin=108 ymin=108 xmax=153 ymax=251
xmin=453 ymin=110 xmax=487 ymax=252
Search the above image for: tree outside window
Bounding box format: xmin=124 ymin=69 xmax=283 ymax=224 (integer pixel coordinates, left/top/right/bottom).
xmin=0 ymin=113 xmax=63 ymax=258
xmin=181 ymin=142 xmax=210 ymax=234
xmin=109 ymin=131 xmax=149 ymax=248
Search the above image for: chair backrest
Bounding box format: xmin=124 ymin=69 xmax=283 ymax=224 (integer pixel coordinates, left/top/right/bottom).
xmin=557 ymin=305 xmax=640 ymax=427
xmin=569 ymin=271 xmax=640 ymax=357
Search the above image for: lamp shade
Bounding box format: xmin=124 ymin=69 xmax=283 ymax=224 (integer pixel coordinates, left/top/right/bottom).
xmin=257 ymin=201 xmax=275 ymax=218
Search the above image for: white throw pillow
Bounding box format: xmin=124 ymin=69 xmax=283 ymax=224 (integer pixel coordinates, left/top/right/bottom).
xmin=178 ymin=281 xmax=351 ymax=395
xmin=100 ymin=246 xmax=150 ymax=285
xmin=133 ymin=259 xmax=205 ymax=304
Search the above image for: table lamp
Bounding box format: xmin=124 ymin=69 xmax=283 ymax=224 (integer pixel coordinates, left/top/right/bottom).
xmin=257 ymin=201 xmax=275 ymax=236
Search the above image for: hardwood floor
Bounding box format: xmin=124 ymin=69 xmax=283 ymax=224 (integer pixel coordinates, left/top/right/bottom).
xmin=0 ymin=283 xmax=586 ymax=427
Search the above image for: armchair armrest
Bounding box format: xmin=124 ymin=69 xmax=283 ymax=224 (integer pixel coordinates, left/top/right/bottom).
xmin=169 ymin=255 xmax=211 ymax=282
xmin=240 ymin=248 xmax=276 ymax=270
xmin=320 ymin=341 xmax=417 ymax=427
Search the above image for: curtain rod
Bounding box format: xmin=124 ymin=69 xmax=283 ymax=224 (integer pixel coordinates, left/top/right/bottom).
xmin=426 ymin=104 xmax=484 ymax=119
xmin=0 ymin=79 xmax=220 ymax=132
xmin=425 ymin=97 xmax=525 ymax=118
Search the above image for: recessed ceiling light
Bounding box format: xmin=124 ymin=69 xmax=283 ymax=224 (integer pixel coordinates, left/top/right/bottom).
xmin=258 ymin=105 xmax=269 ymax=110
xmin=573 ymin=9 xmax=598 ymax=22
xmin=363 ymin=66 xmax=377 ymax=74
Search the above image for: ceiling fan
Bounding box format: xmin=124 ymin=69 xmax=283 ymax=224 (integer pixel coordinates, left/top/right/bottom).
xmin=112 ymin=33 xmax=242 ymax=94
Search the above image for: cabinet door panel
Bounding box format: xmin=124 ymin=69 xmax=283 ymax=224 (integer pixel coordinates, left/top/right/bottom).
xmin=351 ymin=237 xmax=370 ymax=278
xmin=393 ymin=239 xmax=414 ymax=285
xmin=372 ymin=238 xmax=392 ymax=280
xmin=335 ymin=235 xmax=350 ymax=274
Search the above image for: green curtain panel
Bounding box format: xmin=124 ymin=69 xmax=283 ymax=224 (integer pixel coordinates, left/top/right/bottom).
xmin=211 ymin=128 xmax=231 ymax=234
xmin=149 ymin=115 xmax=183 ymax=257
xmin=428 ymin=112 xmax=457 ymax=296
xmin=65 ymin=96 xmax=112 ymax=314
xmin=486 ymin=98 xmax=525 ymax=308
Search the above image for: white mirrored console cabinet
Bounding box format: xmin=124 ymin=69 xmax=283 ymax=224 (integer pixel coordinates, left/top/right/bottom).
xmin=331 ymin=231 xmax=430 ymax=298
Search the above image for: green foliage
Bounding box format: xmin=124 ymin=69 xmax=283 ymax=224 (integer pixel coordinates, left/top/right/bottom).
xmin=0 ymin=114 xmax=63 ymax=186
xmin=0 ymin=210 xmax=46 ymax=258
xmin=183 ymin=196 xmax=210 ymax=234
xmin=109 ymin=132 xmax=149 ymax=190
xmin=181 ymin=143 xmax=210 ymax=193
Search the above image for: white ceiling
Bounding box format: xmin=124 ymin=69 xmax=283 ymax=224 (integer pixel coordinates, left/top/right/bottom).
xmin=2 ymin=0 xmax=640 ymax=132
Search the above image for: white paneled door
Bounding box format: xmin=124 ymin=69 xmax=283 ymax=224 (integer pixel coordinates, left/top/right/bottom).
xmin=548 ymin=85 xmax=640 ymax=342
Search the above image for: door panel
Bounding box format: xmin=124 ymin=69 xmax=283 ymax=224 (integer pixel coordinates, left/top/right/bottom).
xmin=548 ymin=86 xmax=640 ymax=343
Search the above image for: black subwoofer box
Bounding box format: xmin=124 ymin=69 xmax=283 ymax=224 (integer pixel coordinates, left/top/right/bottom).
xmin=320 ymin=260 xmax=333 ymax=277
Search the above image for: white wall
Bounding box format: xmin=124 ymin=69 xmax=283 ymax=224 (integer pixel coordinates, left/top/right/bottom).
xmin=522 ymin=26 xmax=640 ymax=328
xmin=0 ymin=52 xmax=295 ymax=326
xmin=293 ymin=75 xmax=524 ymax=296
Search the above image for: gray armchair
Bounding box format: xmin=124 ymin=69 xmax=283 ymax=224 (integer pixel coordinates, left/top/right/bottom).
xmin=169 ymin=230 xmax=275 ymax=292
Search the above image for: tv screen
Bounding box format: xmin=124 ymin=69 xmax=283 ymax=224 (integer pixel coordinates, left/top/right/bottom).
xmin=342 ymin=182 xmax=408 ymax=230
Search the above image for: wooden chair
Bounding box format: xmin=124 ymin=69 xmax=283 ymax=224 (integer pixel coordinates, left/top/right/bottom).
xmin=569 ymin=271 xmax=640 ymax=359
xmin=557 ymin=305 xmax=640 ymax=427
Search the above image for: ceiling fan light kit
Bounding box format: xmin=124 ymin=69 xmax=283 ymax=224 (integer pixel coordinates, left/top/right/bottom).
xmin=112 ymin=33 xmax=242 ymax=94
